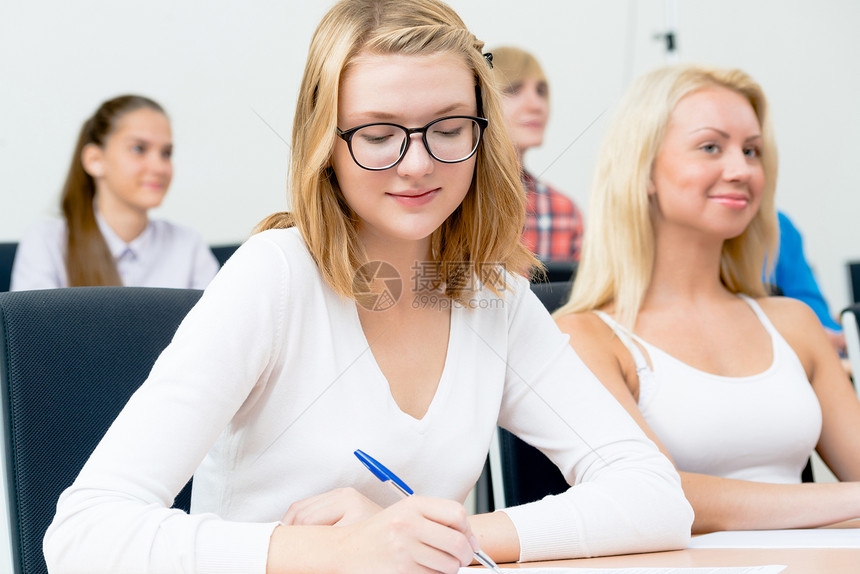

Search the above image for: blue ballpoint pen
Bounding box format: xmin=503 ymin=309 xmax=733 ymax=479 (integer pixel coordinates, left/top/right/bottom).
xmin=354 ymin=449 xmax=503 ymax=573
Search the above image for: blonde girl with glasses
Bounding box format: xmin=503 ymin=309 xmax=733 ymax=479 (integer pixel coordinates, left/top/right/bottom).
xmin=45 ymin=2 xmax=692 ymax=572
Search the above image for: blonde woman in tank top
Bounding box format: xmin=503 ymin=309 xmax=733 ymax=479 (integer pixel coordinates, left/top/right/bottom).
xmin=554 ymin=63 xmax=860 ymax=533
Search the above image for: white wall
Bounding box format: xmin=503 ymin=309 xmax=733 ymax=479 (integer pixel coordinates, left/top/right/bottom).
xmin=2 ymin=0 xmax=859 ymax=312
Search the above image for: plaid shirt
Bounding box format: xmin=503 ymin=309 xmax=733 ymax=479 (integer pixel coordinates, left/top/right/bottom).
xmin=521 ymin=170 xmax=584 ymax=262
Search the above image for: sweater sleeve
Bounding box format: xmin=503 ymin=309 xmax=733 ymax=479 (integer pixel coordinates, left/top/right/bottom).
xmin=497 ymin=279 xmax=693 ymax=561
xmin=43 ymin=234 xmax=291 ymax=574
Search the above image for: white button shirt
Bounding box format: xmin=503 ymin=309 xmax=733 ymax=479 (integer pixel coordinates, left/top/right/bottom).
xmin=10 ymin=213 xmax=220 ymax=291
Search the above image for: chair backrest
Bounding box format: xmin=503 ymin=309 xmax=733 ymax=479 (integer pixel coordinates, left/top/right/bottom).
xmin=531 ymin=260 xmax=578 ymax=284
xmin=488 ymin=281 xmax=573 ymax=510
xmin=528 ymin=280 xmax=572 ymax=314
xmin=210 ymin=244 xmax=241 ymax=267
xmin=0 ymin=286 xmax=202 ymax=574
xmin=847 ymin=262 xmax=860 ymax=305
xmin=0 ymin=243 xmax=17 ymax=293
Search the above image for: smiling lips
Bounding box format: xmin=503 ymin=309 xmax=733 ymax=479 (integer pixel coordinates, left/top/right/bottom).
xmin=389 ymin=188 xmax=440 ymax=206
xmin=520 ymin=120 xmax=544 ymax=130
xmin=709 ymin=193 xmax=749 ymax=209
xmin=142 ymin=180 xmax=168 ymax=190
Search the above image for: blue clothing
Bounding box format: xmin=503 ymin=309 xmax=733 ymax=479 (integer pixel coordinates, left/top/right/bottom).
xmin=769 ymin=212 xmax=841 ymax=332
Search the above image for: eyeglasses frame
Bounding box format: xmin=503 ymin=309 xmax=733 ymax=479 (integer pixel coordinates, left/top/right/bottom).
xmin=335 ymin=115 xmax=489 ymax=171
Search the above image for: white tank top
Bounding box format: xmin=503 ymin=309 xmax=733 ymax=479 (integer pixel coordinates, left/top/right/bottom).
xmin=595 ymin=295 xmax=822 ymax=484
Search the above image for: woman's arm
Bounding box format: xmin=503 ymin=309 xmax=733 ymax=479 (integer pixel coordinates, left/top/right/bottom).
xmin=678 ymin=473 xmax=860 ymax=532
xmin=557 ymin=309 xmax=860 ymax=534
xmin=467 ymin=511 xmax=520 ymax=564
xmin=494 ymin=287 xmax=692 ymax=562
xmin=43 ymin=235 xmax=291 ymax=574
xmin=761 ymin=297 xmax=860 ymax=481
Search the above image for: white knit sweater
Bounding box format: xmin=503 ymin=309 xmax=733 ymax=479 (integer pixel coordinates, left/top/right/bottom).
xmin=44 ymin=228 xmax=692 ymax=573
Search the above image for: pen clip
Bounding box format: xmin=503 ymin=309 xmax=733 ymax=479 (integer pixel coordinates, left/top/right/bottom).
xmin=354 ymin=449 xmax=415 ymax=496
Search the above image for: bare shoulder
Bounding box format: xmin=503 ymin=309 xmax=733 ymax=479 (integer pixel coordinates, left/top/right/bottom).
xmin=555 ymin=310 xmax=615 ymax=346
xmin=754 ymin=295 xmax=822 ymax=334
xmin=555 ymin=310 xmax=645 ymax=412
xmin=554 ymin=310 xmax=625 ymax=369
xmin=754 ymin=296 xmax=834 ymax=371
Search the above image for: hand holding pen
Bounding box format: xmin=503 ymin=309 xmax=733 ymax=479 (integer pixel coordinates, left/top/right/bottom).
xmin=355 ymin=449 xmax=504 ymax=573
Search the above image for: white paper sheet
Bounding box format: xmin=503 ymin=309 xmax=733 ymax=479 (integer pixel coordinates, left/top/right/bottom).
xmin=459 ymin=567 xmax=785 ymax=573
xmin=687 ymin=528 xmax=860 ymax=549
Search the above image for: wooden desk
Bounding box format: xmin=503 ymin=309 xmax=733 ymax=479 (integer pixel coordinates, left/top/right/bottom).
xmin=493 ymin=547 xmax=860 ymax=572
xmin=487 ymin=523 xmax=860 ymax=573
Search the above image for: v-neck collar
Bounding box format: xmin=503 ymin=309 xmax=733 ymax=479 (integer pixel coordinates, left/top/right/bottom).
xmin=349 ymin=300 xmax=460 ymax=430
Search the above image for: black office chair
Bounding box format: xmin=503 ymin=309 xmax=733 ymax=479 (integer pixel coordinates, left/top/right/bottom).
xmin=528 ymin=280 xmax=572 ymax=315
xmin=841 ymin=304 xmax=860 ymax=391
xmin=847 ymin=262 xmax=860 ymax=305
xmin=530 ymin=260 xmax=578 ymax=285
xmin=0 ymin=287 xmax=202 ymax=574
xmin=483 ymin=281 xmax=573 ymax=510
xmin=210 ymin=243 xmax=241 ymax=267
xmin=0 ymin=243 xmax=17 ymax=293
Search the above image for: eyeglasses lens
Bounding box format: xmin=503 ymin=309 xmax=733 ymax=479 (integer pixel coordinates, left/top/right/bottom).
xmin=350 ymin=117 xmax=480 ymax=169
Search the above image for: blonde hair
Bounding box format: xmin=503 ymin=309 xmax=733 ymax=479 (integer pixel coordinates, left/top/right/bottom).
xmin=490 ymin=46 xmax=547 ymax=93
xmin=256 ymin=0 xmax=536 ymax=302
xmin=556 ymin=63 xmax=779 ymax=328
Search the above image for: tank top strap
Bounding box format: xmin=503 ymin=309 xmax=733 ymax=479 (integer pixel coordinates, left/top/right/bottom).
xmin=737 ymin=294 xmax=779 ymax=337
xmin=593 ymin=310 xmax=655 ymax=392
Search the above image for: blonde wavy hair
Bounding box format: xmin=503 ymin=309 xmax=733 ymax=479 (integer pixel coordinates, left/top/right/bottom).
xmin=256 ymin=0 xmax=536 ymax=302
xmin=556 ymin=63 xmax=779 ymax=328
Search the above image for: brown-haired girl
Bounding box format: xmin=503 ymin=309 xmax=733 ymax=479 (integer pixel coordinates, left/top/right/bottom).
xmin=11 ymin=95 xmax=218 ymax=290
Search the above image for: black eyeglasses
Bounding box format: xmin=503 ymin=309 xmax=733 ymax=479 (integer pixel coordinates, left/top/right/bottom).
xmin=336 ymin=115 xmax=488 ymax=171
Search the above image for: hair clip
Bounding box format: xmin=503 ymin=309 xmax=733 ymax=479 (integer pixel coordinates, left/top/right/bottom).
xmin=483 ymin=52 xmax=493 ymax=69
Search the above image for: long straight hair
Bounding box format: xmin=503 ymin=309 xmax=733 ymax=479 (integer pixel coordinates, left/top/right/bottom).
xmin=62 ymin=95 xmax=166 ymax=286
xmin=557 ymin=64 xmax=779 ymax=328
xmin=255 ymin=0 xmax=536 ymax=303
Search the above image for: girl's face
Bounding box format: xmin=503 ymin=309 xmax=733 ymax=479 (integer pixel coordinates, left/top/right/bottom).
xmin=332 ymin=51 xmax=478 ymax=250
xmin=84 ymin=107 xmax=173 ymax=217
xmin=650 ymin=86 xmax=765 ymax=240
xmin=500 ymin=76 xmax=549 ymax=155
